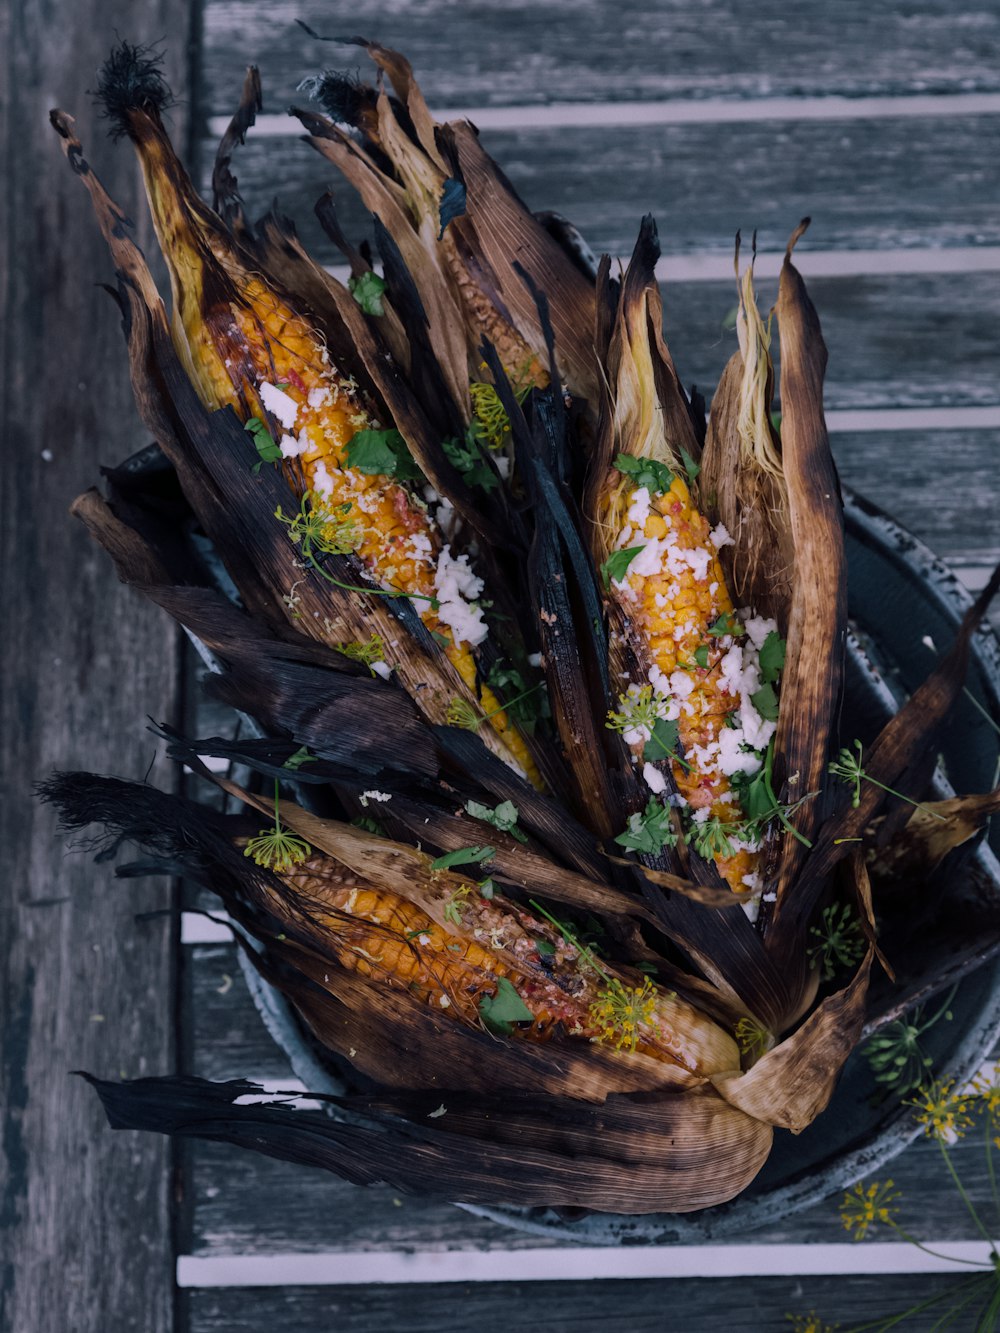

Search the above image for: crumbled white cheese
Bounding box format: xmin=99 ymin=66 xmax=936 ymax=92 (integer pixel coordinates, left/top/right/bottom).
xmin=371 ymin=661 xmax=392 ymax=680
xmin=742 ymin=872 xmax=762 ymax=892
xmin=528 ymin=652 xmax=542 ymax=668
xmin=691 ymin=807 xmax=711 ymax=824
xmin=359 ymin=790 xmax=392 ymax=805
xmin=741 ymin=894 xmax=761 ymax=923
xmin=260 ymin=381 xmax=299 ymax=430
xmin=669 ymin=670 xmax=695 ymax=699
xmin=709 ymin=581 xmax=718 ymax=596
xmin=642 ymin=762 xmax=667 ymax=794
xmin=307 ymin=385 xmax=332 ymax=409
xmin=627 ymin=486 xmax=652 ymax=527
xmin=279 ymin=432 xmax=307 ymax=458
xmin=763 ymin=891 xmax=777 ymax=903
xmin=311 ymin=460 xmax=336 ymax=497
xmin=626 ymin=538 xmax=666 ymax=579
xmin=743 ymin=614 xmax=779 ymax=650
xmin=710 ymin=522 xmax=734 ymax=549
xmin=686 ymin=546 xmax=711 ymax=581
xmin=495 ymin=455 xmax=511 ymax=479
xmin=717 ymin=727 xmax=763 ymax=777
xmin=433 ymin=546 xmax=489 ymax=648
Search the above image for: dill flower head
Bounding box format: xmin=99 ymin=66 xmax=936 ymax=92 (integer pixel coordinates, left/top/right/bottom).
xmin=589 ymin=977 xmax=659 ymax=1052
xmin=243 ymin=824 xmax=311 ymax=872
xmin=839 ymin=1179 xmax=901 ymax=1241
xmin=971 ymin=1060 xmax=1000 ymax=1125
xmin=907 ymin=1078 xmax=974 ymax=1143
xmin=785 ymin=1314 xmax=839 ymax=1333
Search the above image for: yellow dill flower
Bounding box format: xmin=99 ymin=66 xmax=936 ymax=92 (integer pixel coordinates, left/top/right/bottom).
xmin=907 ymin=1078 xmax=974 ymax=1143
xmin=839 ymin=1179 xmax=901 ymax=1240
xmin=971 ymin=1061 xmax=1000 ymax=1124
xmin=243 ymin=824 xmax=311 ymax=872
xmin=735 ymin=1015 xmax=771 ymax=1063
xmin=446 ymin=697 xmax=482 ymax=730
xmin=337 ymin=634 xmax=387 ymax=672
xmin=589 ymin=977 xmax=659 ymax=1052
xmin=785 ymin=1314 xmax=839 ymax=1333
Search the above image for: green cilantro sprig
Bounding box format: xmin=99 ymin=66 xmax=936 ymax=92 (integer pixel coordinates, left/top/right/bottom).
xmin=464 ymin=799 xmax=528 ymax=843
xmin=614 ymin=799 xmax=679 ymax=856
xmin=345 ymin=428 xmax=422 ymax=482
xmin=348 ymin=271 xmax=387 ymax=316
xmin=600 ymin=545 xmax=644 ymax=590
xmin=613 ymin=453 xmax=675 ymax=495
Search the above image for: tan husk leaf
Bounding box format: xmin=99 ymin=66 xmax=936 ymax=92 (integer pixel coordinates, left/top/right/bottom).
xmin=867 ymin=787 xmax=1000 ymax=884
xmin=711 ymin=949 xmax=873 ymax=1132
xmin=700 ymin=258 xmax=794 ymax=629
xmin=767 ymin=221 xmax=848 ymax=907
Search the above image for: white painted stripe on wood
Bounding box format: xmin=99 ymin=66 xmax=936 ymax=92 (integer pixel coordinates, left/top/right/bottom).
xmin=654 ymin=246 xmax=1000 ymax=281
xmin=324 ymin=247 xmax=1000 ymax=290
xmin=182 ymin=911 xmax=234 ymax=944
xmin=827 ymin=407 xmax=1000 ymax=432
xmin=208 ymin=92 xmax=1000 ymax=140
xmin=177 ymin=1241 xmax=998 ymax=1286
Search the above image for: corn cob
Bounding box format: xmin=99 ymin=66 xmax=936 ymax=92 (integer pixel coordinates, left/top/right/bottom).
xmin=605 ymin=469 xmax=779 ymax=892
xmin=280 ymin=851 xmax=739 ymax=1075
xmin=117 ymin=106 xmax=536 ymax=782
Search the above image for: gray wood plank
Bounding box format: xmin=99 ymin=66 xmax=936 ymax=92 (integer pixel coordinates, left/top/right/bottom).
xmin=666 ymin=273 xmax=1000 ymax=412
xmin=201 ymin=0 xmax=1000 ymax=116
xmin=197 ymin=113 xmax=1000 ymax=260
xmin=186 ymin=947 xmax=996 ymax=1253
xmin=185 ymin=1273 xmax=980 ymax=1332
xmin=187 ymin=1126 xmax=998 ymax=1254
xmin=832 ymin=431 xmax=1000 ymax=568
xmin=0 ymin=10 xmax=195 ymax=1333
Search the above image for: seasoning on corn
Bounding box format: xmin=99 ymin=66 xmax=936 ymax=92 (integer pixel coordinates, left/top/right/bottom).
xmin=604 ymin=463 xmax=780 ymax=892
xmin=277 ymin=849 xmax=740 ymax=1076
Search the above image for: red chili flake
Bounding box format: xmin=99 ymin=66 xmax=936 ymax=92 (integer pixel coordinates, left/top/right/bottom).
xmin=285 ymin=368 xmax=308 ymax=393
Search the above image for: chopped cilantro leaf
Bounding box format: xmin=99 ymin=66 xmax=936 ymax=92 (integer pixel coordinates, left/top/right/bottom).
xmin=707 ymin=612 xmax=744 ymax=638
xmin=614 ymin=799 xmax=679 ymax=856
xmin=644 ymin=716 xmax=679 ymax=763
xmin=535 ymin=938 xmax=556 ymax=957
xmin=347 ymin=271 xmax=387 ymax=316
xmin=613 ymin=453 xmax=675 ymax=495
xmin=478 ymin=976 xmax=533 ymax=1033
xmin=431 ymin=845 xmax=496 ymax=870
xmin=283 ymin=746 xmax=315 ymax=771
xmin=600 ymin=545 xmax=644 ymax=590
xmin=245 ymin=416 xmax=283 ymax=472
xmin=758 ymin=630 xmax=786 ymax=684
xmin=750 ymin=682 xmax=780 ymax=721
xmin=346 ymin=428 xmax=422 ymax=482
xmin=692 ymin=644 xmax=710 ymax=669
xmin=465 ymin=799 xmax=528 ymax=843
xmin=442 ymin=429 xmax=500 ymax=493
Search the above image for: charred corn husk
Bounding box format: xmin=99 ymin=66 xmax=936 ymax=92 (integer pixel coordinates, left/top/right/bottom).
xmin=111 ymin=91 xmax=537 ymax=783
xmin=279 ymin=850 xmax=740 ymax=1077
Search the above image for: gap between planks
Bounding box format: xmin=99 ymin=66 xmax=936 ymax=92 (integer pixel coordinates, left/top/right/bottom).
xmin=177 ymin=1241 xmax=999 ymax=1287
xmin=207 ymin=91 xmax=1000 ymax=139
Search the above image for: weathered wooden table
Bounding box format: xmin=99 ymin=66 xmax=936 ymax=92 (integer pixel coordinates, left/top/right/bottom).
xmin=3 ymin=1 xmax=999 ymax=1329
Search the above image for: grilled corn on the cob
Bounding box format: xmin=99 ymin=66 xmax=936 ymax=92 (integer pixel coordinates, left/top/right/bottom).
xmin=280 ymin=850 xmax=740 ymax=1076
xmin=119 ymin=106 xmax=536 ymax=781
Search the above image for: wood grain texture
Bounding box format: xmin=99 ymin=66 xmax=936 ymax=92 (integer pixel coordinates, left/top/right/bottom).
xmin=197 ymin=112 xmax=1000 ymax=260
xmin=185 ymin=945 xmax=999 ymax=1253
xmin=184 ymin=1273 xmax=978 ymax=1332
xmin=200 ymin=0 xmax=1000 ymax=115
xmin=0 ymin=9 xmax=194 ymax=1332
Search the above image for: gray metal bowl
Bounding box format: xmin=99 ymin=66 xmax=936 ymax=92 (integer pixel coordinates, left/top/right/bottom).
xmin=232 ymin=488 xmax=1000 ymax=1243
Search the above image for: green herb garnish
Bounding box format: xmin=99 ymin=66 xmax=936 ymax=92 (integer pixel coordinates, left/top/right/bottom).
xmin=478 ymin=976 xmax=533 ymax=1034
xmin=245 ymin=416 xmax=283 ymax=472
xmin=758 ymin=630 xmax=786 ymax=683
xmin=613 ymin=453 xmax=675 ymax=495
xmin=614 ymin=799 xmax=679 ymax=856
xmin=347 ymin=271 xmax=387 ymax=316
xmin=345 ymin=428 xmax=422 ymax=482
xmin=600 ymin=545 xmax=644 ymax=590
xmin=431 ymin=846 xmax=496 ymax=871
xmin=464 ymin=799 xmax=528 ymax=844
